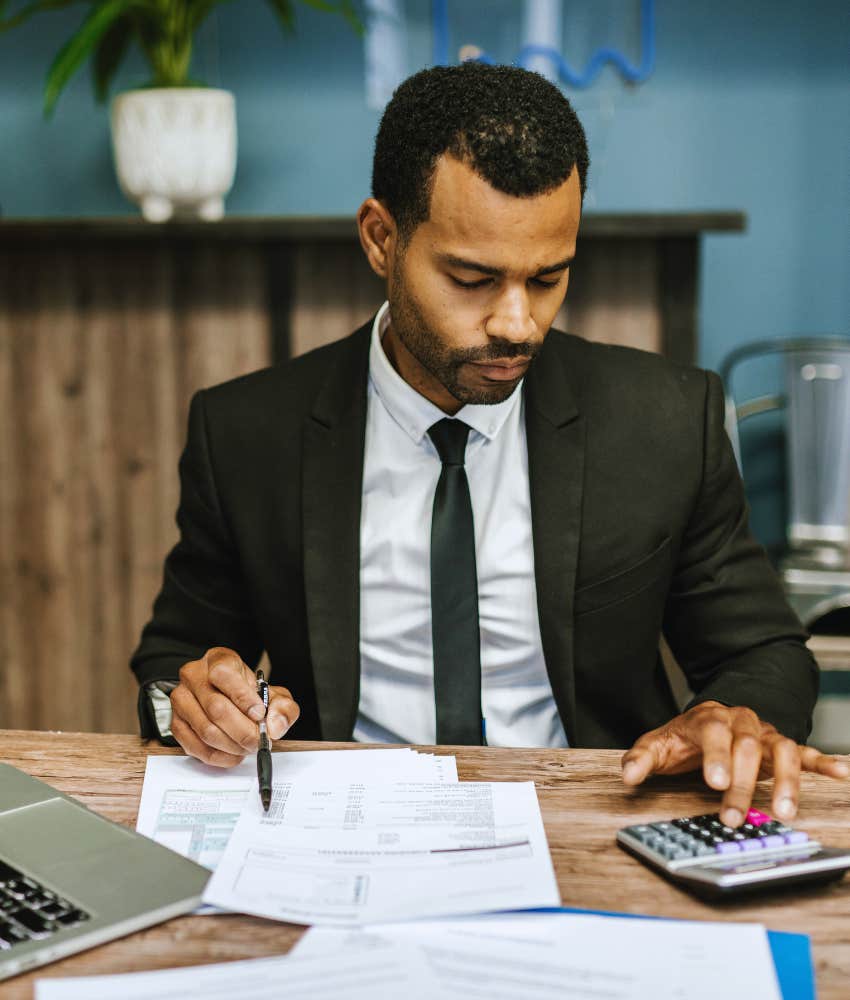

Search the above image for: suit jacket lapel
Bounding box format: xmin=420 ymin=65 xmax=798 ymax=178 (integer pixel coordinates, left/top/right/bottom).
xmin=302 ymin=323 xmax=372 ymax=740
xmin=525 ymin=338 xmax=584 ymax=743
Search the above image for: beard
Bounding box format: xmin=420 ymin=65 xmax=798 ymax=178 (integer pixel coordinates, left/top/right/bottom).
xmin=388 ymin=260 xmax=543 ymax=407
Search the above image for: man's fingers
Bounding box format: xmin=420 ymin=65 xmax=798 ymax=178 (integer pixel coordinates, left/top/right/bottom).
xmin=719 ymin=709 xmax=763 ymax=827
xmin=170 ymin=714 xmax=245 ymax=769
xmin=799 ymin=747 xmax=850 ymax=779
xmin=205 ymin=648 xmax=266 ymax=722
xmin=698 ymin=718 xmax=733 ymax=791
xmin=764 ymin=735 xmax=801 ymax=822
xmin=621 ymin=735 xmax=663 ymax=785
xmin=267 ymin=687 xmax=300 ymax=741
xmin=171 ymin=684 xmax=251 ymax=757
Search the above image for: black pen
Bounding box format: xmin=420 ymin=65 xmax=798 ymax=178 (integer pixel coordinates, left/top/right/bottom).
xmin=256 ymin=669 xmax=272 ymax=812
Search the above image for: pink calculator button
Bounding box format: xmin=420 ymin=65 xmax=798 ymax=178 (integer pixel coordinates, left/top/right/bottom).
xmin=745 ymin=809 xmax=771 ymax=826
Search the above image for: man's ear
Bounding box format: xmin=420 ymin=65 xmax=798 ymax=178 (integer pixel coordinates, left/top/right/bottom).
xmin=357 ymin=198 xmax=396 ymax=279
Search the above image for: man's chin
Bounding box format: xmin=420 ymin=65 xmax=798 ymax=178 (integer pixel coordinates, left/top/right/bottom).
xmin=449 ymin=379 xmax=522 ymax=407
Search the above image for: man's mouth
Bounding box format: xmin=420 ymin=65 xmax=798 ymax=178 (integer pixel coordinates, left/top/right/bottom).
xmin=468 ymin=359 xmax=532 ymax=380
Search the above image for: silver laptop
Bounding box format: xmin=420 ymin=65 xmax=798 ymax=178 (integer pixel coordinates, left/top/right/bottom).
xmin=0 ymin=763 xmax=210 ymax=981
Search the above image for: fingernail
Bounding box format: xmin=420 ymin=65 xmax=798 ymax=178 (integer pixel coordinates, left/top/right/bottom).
xmin=268 ymin=713 xmax=289 ymax=739
xmin=247 ymin=704 xmax=265 ymax=722
xmin=776 ymin=797 xmax=795 ymax=819
xmin=709 ymin=766 xmax=727 ymax=786
xmin=833 ymin=760 xmax=849 ymax=776
xmin=622 ymin=762 xmax=641 ymax=783
xmin=724 ymin=808 xmax=742 ymax=827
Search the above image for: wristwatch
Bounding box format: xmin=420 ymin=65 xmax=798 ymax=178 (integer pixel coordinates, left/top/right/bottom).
xmin=143 ymin=680 xmax=179 ymax=746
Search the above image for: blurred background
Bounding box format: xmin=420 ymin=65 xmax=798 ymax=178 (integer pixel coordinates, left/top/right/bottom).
xmin=0 ymin=0 xmax=848 ymax=740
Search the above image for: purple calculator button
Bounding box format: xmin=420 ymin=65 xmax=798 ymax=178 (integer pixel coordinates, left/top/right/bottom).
xmin=762 ymin=834 xmax=786 ymax=849
xmin=716 ymin=842 xmax=741 ymax=854
xmin=739 ymin=839 xmax=764 ymax=852
xmin=784 ymin=831 xmax=809 ymax=845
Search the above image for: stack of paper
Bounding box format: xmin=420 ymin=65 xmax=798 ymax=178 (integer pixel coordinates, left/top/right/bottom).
xmin=35 ymin=911 xmax=796 ymax=1000
xmin=34 ymin=946 xmax=439 ymax=1000
xmin=136 ymin=749 xmax=456 ymax=873
xmin=292 ymin=912 xmax=784 ymax=999
xmin=202 ymin=778 xmax=560 ymax=924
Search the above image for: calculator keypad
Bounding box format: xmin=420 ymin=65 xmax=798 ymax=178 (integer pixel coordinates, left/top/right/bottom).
xmin=623 ymin=809 xmax=808 ymax=861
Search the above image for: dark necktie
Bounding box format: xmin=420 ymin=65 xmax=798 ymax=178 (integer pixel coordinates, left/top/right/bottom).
xmin=427 ymin=418 xmax=483 ymax=745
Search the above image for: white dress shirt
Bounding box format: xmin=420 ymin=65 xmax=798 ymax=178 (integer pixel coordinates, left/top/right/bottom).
xmin=355 ymin=302 xmax=568 ymax=748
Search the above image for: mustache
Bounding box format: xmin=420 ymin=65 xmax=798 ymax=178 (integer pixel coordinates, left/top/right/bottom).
xmin=453 ymin=340 xmax=543 ymax=364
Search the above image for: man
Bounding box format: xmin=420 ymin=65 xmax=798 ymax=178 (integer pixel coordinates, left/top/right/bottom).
xmin=131 ymin=63 xmax=847 ymax=829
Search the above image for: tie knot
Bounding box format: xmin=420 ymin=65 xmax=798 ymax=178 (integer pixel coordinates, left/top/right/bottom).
xmin=428 ymin=418 xmax=470 ymax=466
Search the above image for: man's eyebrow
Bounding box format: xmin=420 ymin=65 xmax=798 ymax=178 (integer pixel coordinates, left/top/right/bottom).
xmin=437 ymin=253 xmax=575 ymax=277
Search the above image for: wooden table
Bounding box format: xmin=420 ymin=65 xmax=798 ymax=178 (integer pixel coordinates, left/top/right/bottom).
xmin=2 ymin=731 xmax=849 ymax=998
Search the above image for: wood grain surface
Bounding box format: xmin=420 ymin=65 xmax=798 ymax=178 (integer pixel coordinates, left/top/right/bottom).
xmin=0 ymin=246 xmax=270 ymax=735
xmin=0 ymin=731 xmax=848 ymax=998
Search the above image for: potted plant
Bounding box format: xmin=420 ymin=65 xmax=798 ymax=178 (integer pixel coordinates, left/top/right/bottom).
xmin=0 ymin=1 xmax=361 ymax=221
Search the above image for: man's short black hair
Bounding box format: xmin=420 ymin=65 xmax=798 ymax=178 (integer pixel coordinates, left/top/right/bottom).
xmin=372 ymin=62 xmax=590 ymax=239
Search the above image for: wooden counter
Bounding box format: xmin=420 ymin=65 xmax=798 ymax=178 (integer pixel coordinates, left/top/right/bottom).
xmin=0 ymin=731 xmax=847 ymax=998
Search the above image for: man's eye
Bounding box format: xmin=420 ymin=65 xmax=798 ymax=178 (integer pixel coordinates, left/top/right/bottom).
xmin=532 ymin=277 xmax=561 ymax=289
xmin=450 ymin=276 xmax=490 ymax=289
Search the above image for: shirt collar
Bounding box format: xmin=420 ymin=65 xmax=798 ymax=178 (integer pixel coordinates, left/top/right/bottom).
xmin=368 ymin=301 xmax=523 ymax=447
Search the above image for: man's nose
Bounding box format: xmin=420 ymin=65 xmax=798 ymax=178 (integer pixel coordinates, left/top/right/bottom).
xmin=484 ymin=286 xmax=536 ymax=344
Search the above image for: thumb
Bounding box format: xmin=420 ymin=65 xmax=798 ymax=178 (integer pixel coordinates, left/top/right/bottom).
xmin=205 ymin=648 xmax=266 ymax=721
xmin=621 ymin=735 xmax=664 ymax=786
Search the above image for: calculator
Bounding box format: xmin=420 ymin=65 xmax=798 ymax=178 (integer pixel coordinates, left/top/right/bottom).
xmin=616 ymin=808 xmax=850 ymax=898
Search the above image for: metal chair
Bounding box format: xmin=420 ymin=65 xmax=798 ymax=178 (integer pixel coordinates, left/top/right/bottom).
xmin=719 ymin=336 xmax=850 ymax=630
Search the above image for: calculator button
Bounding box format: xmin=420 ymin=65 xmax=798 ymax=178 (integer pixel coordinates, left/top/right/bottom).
xmin=739 ymin=839 xmax=764 ymax=852
xmin=784 ymin=831 xmax=809 ymax=845
xmin=745 ymin=809 xmax=771 ymax=826
xmin=761 ymin=834 xmax=786 ymax=849
xmin=716 ymin=842 xmax=741 ymax=854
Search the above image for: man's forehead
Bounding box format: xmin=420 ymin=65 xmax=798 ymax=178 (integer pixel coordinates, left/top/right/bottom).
xmin=416 ymin=155 xmax=581 ymax=265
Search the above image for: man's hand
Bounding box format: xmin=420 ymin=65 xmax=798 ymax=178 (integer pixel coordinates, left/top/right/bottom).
xmin=621 ymin=701 xmax=849 ymax=828
xmin=169 ymin=647 xmax=300 ymax=767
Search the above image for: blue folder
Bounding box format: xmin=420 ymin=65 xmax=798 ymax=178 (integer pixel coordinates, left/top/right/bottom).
xmin=534 ymin=907 xmax=814 ymax=1000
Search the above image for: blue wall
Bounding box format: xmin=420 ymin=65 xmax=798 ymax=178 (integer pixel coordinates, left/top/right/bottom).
xmin=2 ymin=0 xmax=848 ymax=545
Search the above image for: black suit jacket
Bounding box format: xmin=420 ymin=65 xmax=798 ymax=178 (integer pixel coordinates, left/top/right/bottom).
xmin=131 ymin=322 xmax=818 ymax=747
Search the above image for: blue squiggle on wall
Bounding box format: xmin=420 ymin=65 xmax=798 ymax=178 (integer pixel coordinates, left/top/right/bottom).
xmin=432 ymin=0 xmax=655 ymax=88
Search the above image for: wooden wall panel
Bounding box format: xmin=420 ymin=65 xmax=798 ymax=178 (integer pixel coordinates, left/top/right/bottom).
xmin=556 ymin=238 xmax=661 ymax=354
xmin=0 ymin=245 xmax=271 ymax=734
xmin=290 ymin=242 xmax=385 ymax=357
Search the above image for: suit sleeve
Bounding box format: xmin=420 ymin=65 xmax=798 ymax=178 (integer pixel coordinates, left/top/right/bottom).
xmin=662 ymin=370 xmax=819 ymax=744
xmin=130 ymin=390 xmax=264 ymax=738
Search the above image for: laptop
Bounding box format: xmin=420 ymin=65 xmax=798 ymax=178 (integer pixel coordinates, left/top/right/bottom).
xmin=0 ymin=763 xmax=210 ymax=981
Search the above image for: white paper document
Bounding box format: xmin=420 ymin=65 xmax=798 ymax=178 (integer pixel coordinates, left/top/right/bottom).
xmin=203 ymin=780 xmax=560 ymax=925
xmin=293 ymin=911 xmax=782 ymax=1000
xmin=34 ymin=943 xmax=438 ymax=1000
xmin=137 ymin=749 xmax=457 ymax=871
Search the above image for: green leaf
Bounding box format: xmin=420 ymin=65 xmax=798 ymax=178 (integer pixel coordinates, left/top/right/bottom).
xmin=266 ymin=0 xmax=363 ymax=37
xmin=299 ymin=0 xmax=363 ymax=36
xmin=265 ymin=0 xmax=296 ymax=34
xmin=0 ymin=0 xmax=85 ymax=33
xmin=91 ymin=9 xmax=134 ymax=102
xmin=43 ymin=0 xmax=134 ymax=116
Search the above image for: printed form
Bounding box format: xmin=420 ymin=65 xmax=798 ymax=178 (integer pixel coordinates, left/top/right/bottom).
xmin=293 ymin=911 xmax=782 ymax=1000
xmin=202 ymin=780 xmax=560 ymax=925
xmin=35 ymin=944 xmax=439 ymax=1000
xmin=137 ymin=749 xmax=457 ymax=871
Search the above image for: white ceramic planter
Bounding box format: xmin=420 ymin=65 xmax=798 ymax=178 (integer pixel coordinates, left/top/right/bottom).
xmin=110 ymin=88 xmax=237 ymax=223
